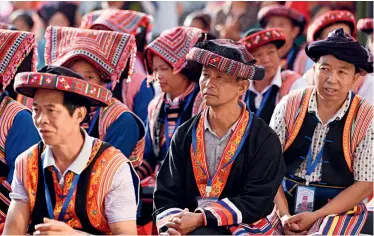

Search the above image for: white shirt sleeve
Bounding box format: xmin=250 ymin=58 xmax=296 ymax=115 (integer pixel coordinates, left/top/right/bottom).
xmin=269 ymin=95 xmax=288 ymax=150
xmin=353 ymin=120 xmax=374 ymax=182
xmin=290 ymin=77 xmax=309 ymax=91
xmin=104 ymin=162 xmax=137 ymax=224
xmin=9 ymin=169 xmax=29 ymax=202
xmin=357 ymin=74 xmax=373 ymax=106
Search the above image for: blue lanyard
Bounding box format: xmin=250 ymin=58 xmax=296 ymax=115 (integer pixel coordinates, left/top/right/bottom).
xmin=87 ymin=108 xmax=101 ymax=135
xmin=192 ymin=108 xmax=253 ymax=196
xmin=42 ymin=154 xmax=80 ymax=221
xmin=304 ymin=136 xmax=332 ymax=184
xmin=163 ymin=85 xmax=197 ymax=149
xmin=245 ymin=86 xmax=273 ymax=117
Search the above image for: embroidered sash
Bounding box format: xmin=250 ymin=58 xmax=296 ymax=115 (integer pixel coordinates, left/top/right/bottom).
xmin=190 ymin=103 xmax=252 ymax=198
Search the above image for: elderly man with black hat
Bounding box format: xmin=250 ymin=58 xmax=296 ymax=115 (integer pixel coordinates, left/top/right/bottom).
xmin=3 ymin=66 xmax=140 ymax=235
xmin=269 ymin=28 xmax=373 ymax=235
xmin=239 ymin=27 xmax=308 ymax=124
xmin=153 ymin=39 xmax=286 ymax=235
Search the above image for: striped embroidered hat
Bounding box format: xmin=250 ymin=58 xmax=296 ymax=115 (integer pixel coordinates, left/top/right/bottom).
xmin=258 ymin=5 xmax=306 ymax=35
xmin=80 ymin=9 xmax=153 ymax=52
xmin=14 ymin=65 xmax=112 ymax=107
xmin=0 ymin=29 xmax=37 ymax=89
xmin=307 ymin=10 xmax=356 ymax=42
xmin=240 ymin=27 xmax=286 ymax=52
xmin=186 ymin=39 xmax=265 ymax=80
xmin=144 ymin=26 xmax=204 ymax=83
xmin=357 ymin=18 xmax=373 ymax=35
xmin=44 ymin=26 xmax=137 ymax=89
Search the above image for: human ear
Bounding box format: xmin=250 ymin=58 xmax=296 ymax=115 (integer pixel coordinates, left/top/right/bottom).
xmin=75 ymin=106 xmax=87 ymax=124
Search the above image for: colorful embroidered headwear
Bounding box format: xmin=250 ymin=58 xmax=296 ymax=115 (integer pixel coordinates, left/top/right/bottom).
xmin=186 ymin=39 xmax=265 ymax=80
xmin=307 ymin=10 xmax=356 ymax=42
xmin=144 ymin=26 xmax=203 ymax=82
xmin=80 ymin=9 xmax=153 ymax=52
xmin=240 ymin=27 xmax=286 ymax=52
xmin=44 ymin=26 xmax=137 ymax=89
xmin=0 ymin=29 xmax=37 ymax=89
xmin=0 ymin=23 xmax=17 ymax=30
xmin=357 ymin=18 xmax=373 ymax=35
xmin=258 ymin=6 xmax=306 ymax=35
xmin=14 ymin=65 xmax=112 ymax=107
xmin=306 ymin=28 xmax=373 ymax=74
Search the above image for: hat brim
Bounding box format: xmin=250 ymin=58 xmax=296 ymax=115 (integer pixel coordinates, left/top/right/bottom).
xmin=14 ymin=72 xmax=112 ymax=107
xmin=305 ymin=42 xmax=374 ymax=74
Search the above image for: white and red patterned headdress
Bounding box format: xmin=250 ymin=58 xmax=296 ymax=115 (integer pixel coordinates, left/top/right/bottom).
xmin=44 ymin=26 xmax=137 ymax=89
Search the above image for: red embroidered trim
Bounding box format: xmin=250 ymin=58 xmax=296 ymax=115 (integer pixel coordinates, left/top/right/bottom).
xmin=191 ymin=106 xmax=249 ymax=198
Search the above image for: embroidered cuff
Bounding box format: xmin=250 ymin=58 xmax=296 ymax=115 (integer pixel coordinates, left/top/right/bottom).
xmin=156 ymin=208 xmax=183 ymax=232
xmin=195 ymin=198 xmax=242 ymax=227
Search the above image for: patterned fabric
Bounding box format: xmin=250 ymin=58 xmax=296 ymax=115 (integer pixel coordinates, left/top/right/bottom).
xmin=191 ymin=105 xmax=250 ymax=198
xmin=160 ymin=82 xmax=196 ymax=147
xmin=157 ymin=106 xmax=275 ymax=234
xmin=0 ymin=95 xmax=27 ymax=222
xmin=270 ymin=88 xmax=374 ymax=182
xmin=268 ymin=202 xmax=368 ymax=235
xmin=0 ymin=29 xmax=37 ymax=88
xmin=258 ymin=5 xmax=306 ymax=33
xmin=99 ymin=98 xmax=145 ymax=167
xmin=80 ymin=9 xmax=153 ymax=43
xmin=240 ymin=28 xmax=286 ymax=51
xmin=0 ymin=96 xmax=27 ymax=162
xmin=186 ymin=39 xmax=264 ymax=80
xmin=14 ymin=72 xmax=112 ymax=107
xmin=18 ymin=139 xmax=130 ymax=234
xmin=357 ymin=18 xmax=374 ymax=34
xmin=0 ymin=23 xmax=16 ymax=30
xmin=144 ymin=26 xmax=203 ymax=82
xmin=279 ymin=70 xmax=302 ymax=101
xmin=307 ymin=10 xmax=357 ymax=42
xmin=44 ymin=26 xmax=137 ymax=88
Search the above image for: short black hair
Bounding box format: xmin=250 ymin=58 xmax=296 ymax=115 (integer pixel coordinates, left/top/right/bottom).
xmin=184 ymin=11 xmax=212 ymax=31
xmin=63 ymin=92 xmax=90 ymax=124
xmin=10 ymin=10 xmax=34 ymax=30
xmin=38 ymin=65 xmax=91 ymax=122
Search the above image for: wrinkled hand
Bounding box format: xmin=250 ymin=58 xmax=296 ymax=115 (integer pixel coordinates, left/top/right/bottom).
xmin=164 ymin=208 xmax=204 ymax=235
xmin=285 ymin=212 xmax=319 ymax=233
xmin=34 ymin=218 xmax=77 ymax=235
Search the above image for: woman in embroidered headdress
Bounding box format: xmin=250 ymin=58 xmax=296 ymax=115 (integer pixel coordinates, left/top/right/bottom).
xmin=4 ymin=65 xmax=139 ymax=235
xmin=0 ymin=29 xmax=40 ymax=229
xmin=80 ymin=9 xmax=154 ymax=123
xmin=44 ymin=26 xmax=145 ymax=168
xmin=136 ymin=26 xmax=208 ymax=184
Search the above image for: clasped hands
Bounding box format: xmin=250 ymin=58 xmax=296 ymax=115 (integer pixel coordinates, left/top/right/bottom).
xmin=161 ymin=208 xmax=204 ymax=235
xmin=281 ymin=211 xmax=320 ymax=235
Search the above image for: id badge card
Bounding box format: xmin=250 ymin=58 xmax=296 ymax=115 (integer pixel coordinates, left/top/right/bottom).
xmin=295 ymin=186 xmax=315 ymax=213
xmin=197 ymin=197 xmax=218 ymax=208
